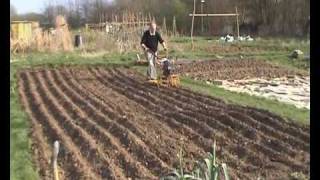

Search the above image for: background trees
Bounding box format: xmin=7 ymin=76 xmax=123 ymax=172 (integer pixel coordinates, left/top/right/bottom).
xmin=11 ymin=0 xmax=310 ymax=37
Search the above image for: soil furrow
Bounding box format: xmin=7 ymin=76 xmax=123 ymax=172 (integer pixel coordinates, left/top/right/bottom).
xmin=104 ymin=68 xmax=308 ymax=174
xmin=64 ymin=67 xmax=207 ymax=170
xmin=20 ymin=72 xmax=100 ymax=179
xmin=47 ymin=69 xmax=168 ymax=177
xmin=29 ymin=71 xmax=120 ymax=179
xmin=244 ymin=108 xmax=309 ymax=141
xmin=227 ymin=111 xmax=309 ymax=151
xmin=134 ymin=68 xmax=309 ymax=142
xmin=19 ymin=78 xmax=55 ymax=180
xmin=89 ymin=68 xmax=262 ymax=179
xmin=19 ymin=67 xmax=309 ymax=180
xmin=114 ymin=69 xmax=309 ymax=150
xmin=113 ymin=68 xmax=307 ymax=154
xmin=175 ymin=86 xmax=309 ymax=142
xmin=41 ymin=70 xmax=156 ymax=179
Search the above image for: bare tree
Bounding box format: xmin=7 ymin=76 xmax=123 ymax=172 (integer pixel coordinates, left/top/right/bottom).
xmin=10 ymin=4 xmax=17 ymax=18
xmin=37 ymin=0 xmax=309 ymax=36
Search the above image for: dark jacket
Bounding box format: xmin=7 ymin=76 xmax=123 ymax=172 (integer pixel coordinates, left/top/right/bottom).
xmin=141 ymin=30 xmax=164 ymax=53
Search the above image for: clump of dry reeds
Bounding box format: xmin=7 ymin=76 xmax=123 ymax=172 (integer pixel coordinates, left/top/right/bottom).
xmin=54 ymin=15 xmax=73 ymax=52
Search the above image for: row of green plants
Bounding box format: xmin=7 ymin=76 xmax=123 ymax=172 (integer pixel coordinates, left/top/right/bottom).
xmin=161 ymin=140 xmax=229 ymax=180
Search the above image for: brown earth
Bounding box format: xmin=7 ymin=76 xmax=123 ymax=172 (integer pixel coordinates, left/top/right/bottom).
xmin=18 ymin=67 xmax=309 ymax=179
xmin=175 ymin=59 xmax=308 ymax=80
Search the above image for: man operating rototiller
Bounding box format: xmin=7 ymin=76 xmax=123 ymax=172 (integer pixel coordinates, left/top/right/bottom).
xmin=140 ymin=20 xmax=180 ymax=87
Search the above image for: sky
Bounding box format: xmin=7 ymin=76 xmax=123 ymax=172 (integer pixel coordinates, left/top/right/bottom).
xmin=11 ymin=0 xmax=114 ymax=14
xmin=11 ymin=0 xmax=64 ymax=14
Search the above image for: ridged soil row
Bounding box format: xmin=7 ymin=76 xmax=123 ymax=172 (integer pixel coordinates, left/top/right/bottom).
xmin=112 ymin=70 xmax=309 ymax=171
xmin=103 ymin=68 xmax=308 ymax=175
xmin=63 ymin=67 xmax=207 ymax=169
xmin=20 ymin=72 xmax=100 ymax=179
xmin=114 ymin=68 xmax=307 ymax=155
xmin=244 ymin=107 xmax=309 ymax=141
xmin=107 ymin=69 xmax=275 ymax=160
xmin=46 ymin=69 xmax=169 ymax=178
xmin=115 ymin=68 xmax=309 ymax=152
xmin=29 ymin=71 xmax=125 ymax=179
xmin=89 ymin=67 xmax=258 ymax=179
xmin=140 ymin=64 xmax=309 ymax=142
xmin=19 ymin=78 xmax=55 ymax=180
xmin=169 ymin=81 xmax=309 ymax=142
xmin=226 ymin=110 xmax=309 ymax=152
xmin=41 ymin=69 xmax=157 ymax=179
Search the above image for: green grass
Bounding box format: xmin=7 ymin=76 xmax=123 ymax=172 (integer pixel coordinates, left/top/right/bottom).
xmin=10 ymin=51 xmax=138 ymax=68
xmin=10 ymin=66 xmax=40 ymax=180
xmin=181 ymin=77 xmax=309 ymax=125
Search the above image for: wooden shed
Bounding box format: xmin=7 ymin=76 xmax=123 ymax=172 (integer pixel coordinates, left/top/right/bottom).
xmin=10 ymin=21 xmax=37 ymax=41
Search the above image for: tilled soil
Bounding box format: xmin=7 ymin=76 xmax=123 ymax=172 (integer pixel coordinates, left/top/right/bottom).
xmin=18 ymin=67 xmax=309 ymax=179
xmin=175 ymin=59 xmax=308 ymax=80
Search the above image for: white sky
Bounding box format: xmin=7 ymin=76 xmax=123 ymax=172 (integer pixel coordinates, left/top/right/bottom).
xmin=11 ymin=0 xmax=114 ymax=14
xmin=11 ymin=0 xmax=65 ymax=14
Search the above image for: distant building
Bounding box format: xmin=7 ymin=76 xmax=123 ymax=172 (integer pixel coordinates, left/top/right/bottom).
xmin=10 ymin=21 xmax=38 ymax=41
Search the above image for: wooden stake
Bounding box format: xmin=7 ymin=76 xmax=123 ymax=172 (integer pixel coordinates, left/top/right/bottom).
xmin=236 ymin=7 xmax=239 ymax=38
xmin=191 ymin=0 xmax=196 ymax=50
xmin=53 ymin=141 xmax=60 ymax=180
xmin=148 ymin=13 xmax=152 ymax=22
xmin=173 ymin=16 xmax=177 ymax=37
xmin=162 ymin=16 xmax=167 ymax=36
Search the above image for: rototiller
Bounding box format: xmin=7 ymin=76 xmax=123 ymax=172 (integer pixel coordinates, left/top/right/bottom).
xmin=147 ymin=51 xmax=180 ymax=88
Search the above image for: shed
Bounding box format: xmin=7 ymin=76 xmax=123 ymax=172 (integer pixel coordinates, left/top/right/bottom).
xmin=10 ymin=21 xmax=37 ymax=41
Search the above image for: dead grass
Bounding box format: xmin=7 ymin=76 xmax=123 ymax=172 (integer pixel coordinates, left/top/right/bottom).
xmin=11 ymin=15 xmax=74 ymax=53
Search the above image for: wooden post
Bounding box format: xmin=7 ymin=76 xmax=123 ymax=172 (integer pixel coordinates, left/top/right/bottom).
xmin=201 ymin=1 xmax=204 ymax=33
xmin=162 ymin=16 xmax=167 ymax=36
xmin=142 ymin=14 xmax=145 ymax=29
xmin=191 ymin=0 xmax=196 ymax=50
xmin=173 ymin=16 xmax=177 ymax=37
xmin=236 ymin=6 xmax=239 ymax=39
xmin=148 ymin=13 xmax=152 ymax=22
xmin=53 ymin=141 xmax=60 ymax=180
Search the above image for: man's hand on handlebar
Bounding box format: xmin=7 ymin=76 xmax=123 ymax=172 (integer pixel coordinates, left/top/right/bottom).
xmin=141 ymin=44 xmax=149 ymax=52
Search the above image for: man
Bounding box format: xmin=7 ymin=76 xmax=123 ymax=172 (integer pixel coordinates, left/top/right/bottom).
xmin=141 ymin=21 xmax=167 ymax=80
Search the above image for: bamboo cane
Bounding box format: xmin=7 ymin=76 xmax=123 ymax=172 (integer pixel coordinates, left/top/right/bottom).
xmin=191 ymin=0 xmax=196 ymax=50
